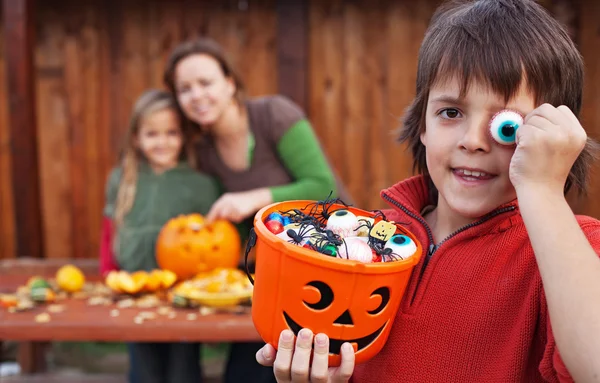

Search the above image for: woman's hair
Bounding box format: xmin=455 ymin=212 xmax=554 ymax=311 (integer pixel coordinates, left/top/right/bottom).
xmin=398 ymin=0 xmax=596 ymax=196
xmin=163 ymin=37 xmax=246 ymax=110
xmin=113 ymin=89 xmax=193 ymax=229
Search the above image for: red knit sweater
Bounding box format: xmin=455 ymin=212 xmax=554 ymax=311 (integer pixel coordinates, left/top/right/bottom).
xmin=351 ymin=176 xmax=600 ymax=383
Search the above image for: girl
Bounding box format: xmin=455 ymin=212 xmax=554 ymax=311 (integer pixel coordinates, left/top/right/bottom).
xmin=256 ymin=0 xmax=600 ymax=382
xmin=163 ymin=38 xmax=351 ymax=383
xmin=100 ymin=89 xmax=220 ymax=383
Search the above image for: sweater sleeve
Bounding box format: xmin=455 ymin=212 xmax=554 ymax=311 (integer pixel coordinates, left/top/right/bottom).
xmin=539 ymin=217 xmax=600 ymax=382
xmin=269 ymin=119 xmax=338 ymax=203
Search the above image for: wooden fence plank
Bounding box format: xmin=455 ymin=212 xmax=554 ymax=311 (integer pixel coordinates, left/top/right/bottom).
xmin=308 ymin=0 xmax=345 ymax=185
xmin=579 ymin=0 xmax=600 ymax=217
xmin=277 ymin=0 xmax=307 ymax=110
xmin=3 ymin=0 xmax=44 ymax=258
xmin=343 ymin=1 xmax=368 ymax=208
xmin=35 ymin=3 xmax=73 ymax=259
xmin=0 ymin=7 xmax=16 ymax=259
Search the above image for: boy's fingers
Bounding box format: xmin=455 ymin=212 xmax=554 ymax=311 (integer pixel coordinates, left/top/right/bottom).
xmin=290 ymin=328 xmax=314 ymax=382
xmin=273 ymin=330 xmax=295 ymax=382
xmin=333 ymin=343 xmax=355 ymax=383
xmin=309 ymin=333 xmax=330 ymax=383
xmin=256 ymin=343 xmax=276 ymax=367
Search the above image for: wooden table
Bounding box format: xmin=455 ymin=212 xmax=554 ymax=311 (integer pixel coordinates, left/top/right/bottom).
xmin=0 ymin=263 xmax=262 ymax=373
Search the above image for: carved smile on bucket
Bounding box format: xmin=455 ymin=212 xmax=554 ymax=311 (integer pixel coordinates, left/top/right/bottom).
xmin=283 ymin=311 xmax=387 ymax=354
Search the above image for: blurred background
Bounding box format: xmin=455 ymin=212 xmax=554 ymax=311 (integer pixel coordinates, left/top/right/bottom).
xmin=1 ymin=0 xmax=599 ymax=381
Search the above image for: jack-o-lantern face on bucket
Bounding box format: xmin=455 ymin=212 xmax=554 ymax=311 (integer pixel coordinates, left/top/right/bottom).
xmin=262 ymin=258 xmax=408 ymax=366
xmin=282 ymin=280 xmax=390 ymax=354
xmin=249 ymin=201 xmax=422 ymax=367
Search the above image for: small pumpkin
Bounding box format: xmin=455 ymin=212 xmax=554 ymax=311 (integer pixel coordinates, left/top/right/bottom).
xmin=56 ymin=264 xmax=86 ymax=293
xmin=171 ymin=268 xmax=253 ymax=307
xmin=104 ymin=269 xmax=177 ymax=294
xmin=156 ymin=214 xmax=241 ymax=280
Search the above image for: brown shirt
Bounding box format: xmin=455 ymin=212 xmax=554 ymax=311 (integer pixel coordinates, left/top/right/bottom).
xmin=196 ymin=95 xmax=302 ymax=193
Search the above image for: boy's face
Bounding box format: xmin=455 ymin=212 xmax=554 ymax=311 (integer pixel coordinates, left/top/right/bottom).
xmin=421 ymin=78 xmax=535 ymax=220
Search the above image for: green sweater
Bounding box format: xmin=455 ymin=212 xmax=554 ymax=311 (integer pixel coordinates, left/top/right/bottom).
xmin=103 ymin=162 xmax=220 ymax=272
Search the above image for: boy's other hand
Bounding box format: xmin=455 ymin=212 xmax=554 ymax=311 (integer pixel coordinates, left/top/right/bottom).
xmin=510 ymin=103 xmax=587 ymax=196
xmin=256 ymin=329 xmax=355 ymax=383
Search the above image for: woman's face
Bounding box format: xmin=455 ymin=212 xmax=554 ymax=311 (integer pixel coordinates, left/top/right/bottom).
xmin=174 ymin=53 xmax=236 ymax=127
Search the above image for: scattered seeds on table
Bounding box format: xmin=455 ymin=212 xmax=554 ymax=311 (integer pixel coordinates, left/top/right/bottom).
xmin=47 ymin=304 xmax=65 ymax=313
xmin=35 ymin=313 xmax=51 ymax=323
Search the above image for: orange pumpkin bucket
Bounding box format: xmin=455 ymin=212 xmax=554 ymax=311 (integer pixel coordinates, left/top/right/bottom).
xmin=245 ymin=200 xmax=423 ymax=366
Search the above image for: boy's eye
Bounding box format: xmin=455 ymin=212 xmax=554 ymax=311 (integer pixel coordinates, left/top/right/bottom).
xmin=489 ymin=110 xmax=523 ymax=145
xmin=440 ymin=108 xmax=461 ymax=119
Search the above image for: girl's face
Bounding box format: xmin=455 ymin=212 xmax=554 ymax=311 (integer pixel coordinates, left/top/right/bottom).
xmin=136 ymin=108 xmax=183 ymax=172
xmin=174 ymin=53 xmax=236 ymax=127
xmin=421 ymin=77 xmax=536 ymax=225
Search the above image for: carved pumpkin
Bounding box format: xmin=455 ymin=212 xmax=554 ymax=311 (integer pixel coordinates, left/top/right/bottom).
xmin=156 ymin=214 xmax=241 ymax=280
xmin=250 ymin=201 xmax=422 ymax=366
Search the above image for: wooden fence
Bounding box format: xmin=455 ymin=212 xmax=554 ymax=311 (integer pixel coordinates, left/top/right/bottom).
xmin=1 ymin=0 xmax=599 ymax=260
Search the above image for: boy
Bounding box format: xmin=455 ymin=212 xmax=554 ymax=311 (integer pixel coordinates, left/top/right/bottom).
xmin=256 ymin=0 xmax=600 ymax=382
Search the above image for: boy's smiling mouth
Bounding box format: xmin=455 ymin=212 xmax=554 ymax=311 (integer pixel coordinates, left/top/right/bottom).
xmin=452 ymin=167 xmax=496 ymax=182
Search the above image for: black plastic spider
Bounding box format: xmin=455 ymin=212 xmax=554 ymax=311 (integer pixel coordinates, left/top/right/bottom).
xmin=370 ymin=210 xmax=388 ymax=221
xmin=302 ymin=192 xmax=352 ymax=226
xmin=375 ymin=246 xmax=407 ymax=262
xmin=307 ymin=230 xmax=344 ymax=257
xmin=279 ymin=208 xmax=320 ymax=226
xmin=284 ymin=222 xmax=318 ymax=246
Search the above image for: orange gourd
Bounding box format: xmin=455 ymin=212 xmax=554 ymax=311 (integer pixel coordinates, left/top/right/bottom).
xmin=156 ymin=214 xmax=241 ymax=280
xmin=249 ymin=201 xmax=422 ymax=367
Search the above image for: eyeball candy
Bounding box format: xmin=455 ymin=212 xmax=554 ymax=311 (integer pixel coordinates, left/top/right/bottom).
xmin=338 ymin=237 xmax=374 ymax=264
xmin=326 ymin=209 xmax=359 ymax=238
xmin=384 ymin=234 xmax=417 ymax=260
xmin=489 ymin=110 xmax=523 ymax=145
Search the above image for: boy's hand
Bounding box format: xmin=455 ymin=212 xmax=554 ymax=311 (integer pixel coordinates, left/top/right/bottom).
xmin=509 ymin=103 xmax=587 ymax=195
xmin=256 ymin=329 xmax=355 ymax=383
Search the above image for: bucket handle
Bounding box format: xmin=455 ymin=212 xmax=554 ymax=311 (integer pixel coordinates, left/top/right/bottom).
xmin=244 ymin=228 xmax=257 ymax=285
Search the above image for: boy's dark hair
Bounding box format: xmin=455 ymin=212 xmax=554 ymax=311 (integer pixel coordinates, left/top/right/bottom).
xmin=399 ymin=0 xmax=596 ymax=196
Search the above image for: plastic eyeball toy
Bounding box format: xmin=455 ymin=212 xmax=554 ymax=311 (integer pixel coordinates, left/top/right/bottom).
xmin=326 ymin=209 xmax=359 ymax=238
xmin=384 ymin=234 xmax=417 ymax=260
xmin=489 ymin=110 xmax=523 ymax=145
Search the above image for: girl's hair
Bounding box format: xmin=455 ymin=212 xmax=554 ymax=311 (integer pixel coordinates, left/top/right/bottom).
xmin=113 ymin=89 xmax=193 ymax=229
xmin=398 ymin=0 xmax=597 ymax=197
xmin=163 ymin=38 xmax=246 ymax=126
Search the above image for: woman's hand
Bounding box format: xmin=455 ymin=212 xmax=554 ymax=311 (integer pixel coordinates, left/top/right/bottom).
xmin=256 ymin=329 xmax=355 ymax=383
xmin=205 ymin=188 xmax=272 ymax=223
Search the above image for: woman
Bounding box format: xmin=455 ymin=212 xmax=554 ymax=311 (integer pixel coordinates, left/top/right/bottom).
xmin=163 ymin=38 xmax=349 ymax=383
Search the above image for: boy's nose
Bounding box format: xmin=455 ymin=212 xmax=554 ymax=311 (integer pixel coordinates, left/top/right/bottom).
xmin=459 ymin=118 xmax=491 ymax=153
